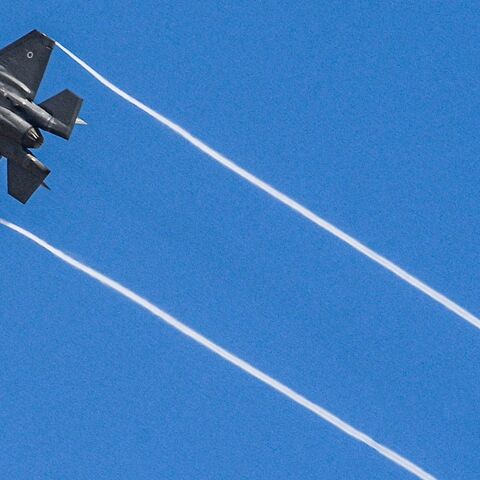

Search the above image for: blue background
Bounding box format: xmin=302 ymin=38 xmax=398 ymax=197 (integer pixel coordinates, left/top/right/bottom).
xmin=0 ymin=2 xmax=479 ymax=479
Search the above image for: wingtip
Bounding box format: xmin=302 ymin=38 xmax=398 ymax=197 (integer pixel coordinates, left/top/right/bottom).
xmin=75 ymin=117 xmax=87 ymax=126
xmin=30 ymin=29 xmax=55 ymax=45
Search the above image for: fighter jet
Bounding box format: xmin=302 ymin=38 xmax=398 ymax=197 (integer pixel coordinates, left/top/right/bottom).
xmin=0 ymin=30 xmax=84 ymax=203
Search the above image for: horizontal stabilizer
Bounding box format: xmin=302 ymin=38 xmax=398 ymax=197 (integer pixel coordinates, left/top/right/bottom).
xmin=39 ymin=89 xmax=83 ymax=139
xmin=7 ymin=157 xmax=50 ymax=204
xmin=75 ymin=117 xmax=87 ymax=125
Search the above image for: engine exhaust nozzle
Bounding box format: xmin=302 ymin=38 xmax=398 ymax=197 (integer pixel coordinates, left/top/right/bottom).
xmin=22 ymin=127 xmax=44 ymax=148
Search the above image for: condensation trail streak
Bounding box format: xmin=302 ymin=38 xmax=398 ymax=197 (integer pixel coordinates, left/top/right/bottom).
xmin=54 ymin=42 xmax=480 ymax=331
xmin=0 ymin=218 xmax=436 ymax=480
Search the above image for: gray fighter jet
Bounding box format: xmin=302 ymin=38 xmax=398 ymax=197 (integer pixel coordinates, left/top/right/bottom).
xmin=0 ymin=30 xmax=84 ymax=203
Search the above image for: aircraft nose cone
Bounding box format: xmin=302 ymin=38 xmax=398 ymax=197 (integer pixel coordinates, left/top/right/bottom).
xmin=22 ymin=127 xmax=44 ymax=148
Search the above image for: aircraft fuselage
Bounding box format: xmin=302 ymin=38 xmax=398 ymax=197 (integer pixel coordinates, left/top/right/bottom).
xmin=0 ymin=30 xmax=83 ymax=203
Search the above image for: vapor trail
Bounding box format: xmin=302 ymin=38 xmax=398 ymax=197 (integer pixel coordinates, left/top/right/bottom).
xmin=54 ymin=41 xmax=480 ymax=332
xmin=0 ymin=218 xmax=435 ymax=480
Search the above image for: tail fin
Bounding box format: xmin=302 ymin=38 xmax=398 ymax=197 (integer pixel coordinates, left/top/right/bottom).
xmin=39 ymin=89 xmax=83 ymax=139
xmin=7 ymin=156 xmax=50 ymax=204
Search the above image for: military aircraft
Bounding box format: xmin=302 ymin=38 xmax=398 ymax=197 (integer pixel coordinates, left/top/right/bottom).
xmin=0 ymin=30 xmax=84 ymax=203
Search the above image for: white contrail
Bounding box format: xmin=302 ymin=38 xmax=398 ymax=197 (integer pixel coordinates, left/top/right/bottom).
xmin=0 ymin=218 xmax=435 ymax=480
xmin=54 ymin=42 xmax=480 ymax=331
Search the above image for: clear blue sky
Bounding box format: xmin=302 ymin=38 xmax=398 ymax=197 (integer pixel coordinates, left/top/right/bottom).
xmin=1 ymin=2 xmax=479 ymax=479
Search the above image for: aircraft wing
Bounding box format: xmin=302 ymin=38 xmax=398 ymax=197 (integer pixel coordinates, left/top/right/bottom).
xmin=7 ymin=157 xmax=50 ymax=204
xmin=0 ymin=30 xmax=55 ymax=100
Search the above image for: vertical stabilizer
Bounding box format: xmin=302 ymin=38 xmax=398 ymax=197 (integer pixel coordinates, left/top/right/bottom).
xmin=7 ymin=156 xmax=50 ymax=204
